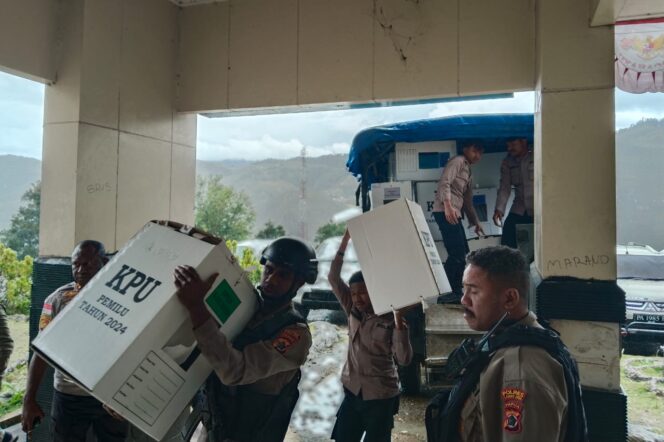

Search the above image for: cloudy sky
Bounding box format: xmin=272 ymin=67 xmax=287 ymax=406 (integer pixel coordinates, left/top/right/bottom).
xmin=1 ymin=70 xmax=663 ymax=161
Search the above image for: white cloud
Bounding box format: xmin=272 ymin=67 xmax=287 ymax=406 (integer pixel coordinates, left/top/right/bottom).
xmin=428 ymin=92 xmax=535 ymax=118
xmin=615 ymin=89 xmax=664 ymax=129
xmin=3 ymin=67 xmax=664 ymax=164
xmin=0 ymin=71 xmax=44 ymax=159
xmin=198 ymin=134 xmax=351 ymax=161
xmin=198 ymin=135 xmax=304 ymax=161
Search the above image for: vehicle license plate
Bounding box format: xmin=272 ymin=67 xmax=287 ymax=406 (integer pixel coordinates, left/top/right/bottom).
xmin=633 ymin=314 xmax=664 ymax=323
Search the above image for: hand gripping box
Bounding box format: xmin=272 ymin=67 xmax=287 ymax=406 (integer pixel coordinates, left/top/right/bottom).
xmin=32 ymin=221 xmax=257 ymax=440
xmin=347 ymin=199 xmax=451 ymax=315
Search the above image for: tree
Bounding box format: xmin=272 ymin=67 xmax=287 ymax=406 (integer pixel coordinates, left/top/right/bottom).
xmin=225 ymin=240 xmax=262 ymax=284
xmin=0 ymin=243 xmax=33 ymax=314
xmin=314 ymin=221 xmax=346 ymax=245
xmin=1 ymin=181 xmax=40 ymax=259
xmin=256 ymin=221 xmax=286 ymax=239
xmin=195 ymin=176 xmax=255 ymax=241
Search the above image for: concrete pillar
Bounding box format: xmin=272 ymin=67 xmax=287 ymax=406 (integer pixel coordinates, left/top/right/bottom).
xmin=535 ymin=0 xmax=625 ymax=440
xmin=39 ymin=0 xmax=196 ymax=255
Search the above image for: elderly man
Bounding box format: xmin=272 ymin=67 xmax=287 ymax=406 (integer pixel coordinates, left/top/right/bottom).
xmin=493 ymin=137 xmax=534 ymax=249
xmin=425 ymin=246 xmax=588 ymax=442
xmin=433 ymin=141 xmax=486 ymax=302
xmin=22 ymin=240 xmax=129 ymax=441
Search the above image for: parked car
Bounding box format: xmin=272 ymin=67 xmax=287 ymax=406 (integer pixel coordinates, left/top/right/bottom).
xmin=618 ymin=243 xmax=664 ymax=356
xmin=293 ymin=236 xmax=360 ymax=318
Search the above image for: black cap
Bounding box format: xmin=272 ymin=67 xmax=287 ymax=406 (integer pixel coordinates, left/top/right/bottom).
xmin=260 ymin=237 xmax=318 ymax=284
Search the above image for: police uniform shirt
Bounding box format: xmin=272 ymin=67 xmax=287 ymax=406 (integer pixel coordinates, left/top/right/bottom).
xmin=0 ymin=302 xmax=13 ymax=386
xmin=495 ymin=151 xmax=534 ymax=217
xmin=329 ymin=256 xmax=413 ymax=400
xmin=193 ymin=307 xmax=312 ymax=395
xmin=433 ymin=155 xmax=481 ymax=226
xmin=459 ymin=312 xmax=568 ymax=442
xmin=39 ymin=282 xmax=90 ymax=396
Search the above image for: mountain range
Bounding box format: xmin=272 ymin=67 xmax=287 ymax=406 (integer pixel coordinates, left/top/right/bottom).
xmin=1 ymin=117 xmax=664 ymax=248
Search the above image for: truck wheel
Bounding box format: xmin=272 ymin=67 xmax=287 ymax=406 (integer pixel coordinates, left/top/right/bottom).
xmin=399 ymin=360 xmax=421 ymax=395
xmin=294 ymin=302 xmax=309 ymax=319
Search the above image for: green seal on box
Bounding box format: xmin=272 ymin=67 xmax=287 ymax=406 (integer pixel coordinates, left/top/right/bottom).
xmin=205 ymin=279 xmax=241 ymax=324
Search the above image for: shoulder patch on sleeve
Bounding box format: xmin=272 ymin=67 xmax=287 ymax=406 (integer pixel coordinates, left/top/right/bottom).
xmin=272 ymin=327 xmax=303 ymax=354
xmin=502 ymin=387 xmax=527 ymax=434
xmin=38 ymin=313 xmax=52 ymax=331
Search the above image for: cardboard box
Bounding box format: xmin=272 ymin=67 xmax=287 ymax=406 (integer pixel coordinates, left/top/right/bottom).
xmin=32 ymin=221 xmax=257 ymax=441
xmin=347 ymin=199 xmax=451 ymax=315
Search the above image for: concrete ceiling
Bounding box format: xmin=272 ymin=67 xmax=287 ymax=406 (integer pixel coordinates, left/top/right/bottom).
xmin=169 ymin=0 xmax=225 ymax=7
xmin=593 ymin=0 xmax=664 ymax=26
xmin=618 ymin=0 xmax=664 ymax=22
xmin=168 ymin=0 xmax=664 ymax=26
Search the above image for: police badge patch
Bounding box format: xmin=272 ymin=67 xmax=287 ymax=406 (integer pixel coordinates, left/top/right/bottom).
xmin=272 ymin=328 xmax=301 ymax=354
xmin=501 ymin=387 xmax=527 ymax=433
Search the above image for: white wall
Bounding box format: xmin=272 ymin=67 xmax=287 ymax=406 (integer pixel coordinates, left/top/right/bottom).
xmin=0 ymin=0 xmax=57 ymax=82
xmin=178 ymin=0 xmax=537 ymax=113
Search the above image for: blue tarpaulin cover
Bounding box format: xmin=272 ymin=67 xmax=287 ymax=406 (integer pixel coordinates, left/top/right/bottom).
xmin=346 ymin=113 xmax=534 ymax=178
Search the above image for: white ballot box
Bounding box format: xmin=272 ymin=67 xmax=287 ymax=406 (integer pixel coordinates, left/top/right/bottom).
xmin=32 ymin=221 xmax=257 ymax=440
xmin=347 ymin=199 xmax=452 ymax=315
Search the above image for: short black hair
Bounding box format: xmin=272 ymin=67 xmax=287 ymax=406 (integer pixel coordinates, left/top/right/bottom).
xmin=466 ymin=246 xmax=529 ymax=302
xmin=462 ymin=140 xmax=485 ymax=152
xmin=349 ymin=271 xmax=364 ymax=285
xmin=74 ymin=240 xmax=107 ymax=258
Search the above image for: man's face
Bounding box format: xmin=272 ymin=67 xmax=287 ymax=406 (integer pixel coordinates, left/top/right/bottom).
xmin=71 ymin=245 xmax=105 ymax=288
xmin=506 ymin=139 xmax=528 ymax=157
xmin=463 ymin=146 xmax=483 ymax=164
xmin=260 ymin=260 xmax=300 ymax=298
xmin=461 ymin=264 xmax=506 ymax=331
xmin=350 ymin=281 xmax=374 ymax=314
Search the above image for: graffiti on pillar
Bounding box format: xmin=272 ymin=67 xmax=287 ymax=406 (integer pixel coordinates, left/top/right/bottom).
xmin=546 ymin=255 xmax=611 ymax=271
xmin=86 ymin=182 xmax=113 ymax=194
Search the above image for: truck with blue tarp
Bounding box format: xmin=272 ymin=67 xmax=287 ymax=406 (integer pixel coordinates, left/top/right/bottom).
xmin=345 ymin=113 xmax=535 ymax=393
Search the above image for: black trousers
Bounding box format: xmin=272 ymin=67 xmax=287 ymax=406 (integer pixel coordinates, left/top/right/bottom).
xmin=500 ymin=212 xmax=534 ymax=249
xmin=331 ymin=389 xmax=399 ymax=442
xmin=51 ymin=391 xmax=129 ymax=442
xmin=433 ymin=212 xmax=469 ymax=296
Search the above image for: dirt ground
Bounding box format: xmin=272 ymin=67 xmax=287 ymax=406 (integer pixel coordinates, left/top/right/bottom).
xmin=285 ymin=320 xmax=428 ymax=442
xmin=3 ymin=314 xmax=663 ymax=441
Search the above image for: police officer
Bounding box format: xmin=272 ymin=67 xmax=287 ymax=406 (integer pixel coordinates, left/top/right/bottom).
xmin=174 ymin=237 xmax=317 ymax=442
xmin=493 ymin=137 xmax=534 ymax=249
xmin=425 ymin=246 xmax=587 ymax=442
xmin=433 ymin=141 xmax=486 ymax=302
xmin=328 ymin=230 xmax=413 ymax=442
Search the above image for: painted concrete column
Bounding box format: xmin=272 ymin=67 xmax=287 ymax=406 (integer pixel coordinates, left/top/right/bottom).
xmin=39 ymin=0 xmax=196 ymax=255
xmin=535 ymin=0 xmax=625 ymax=439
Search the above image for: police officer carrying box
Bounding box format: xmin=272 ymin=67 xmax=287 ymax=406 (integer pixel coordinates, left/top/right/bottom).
xmin=425 ymin=246 xmax=588 ymax=442
xmin=328 ymin=230 xmax=413 ymax=442
xmin=174 ymin=237 xmax=317 ymax=442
